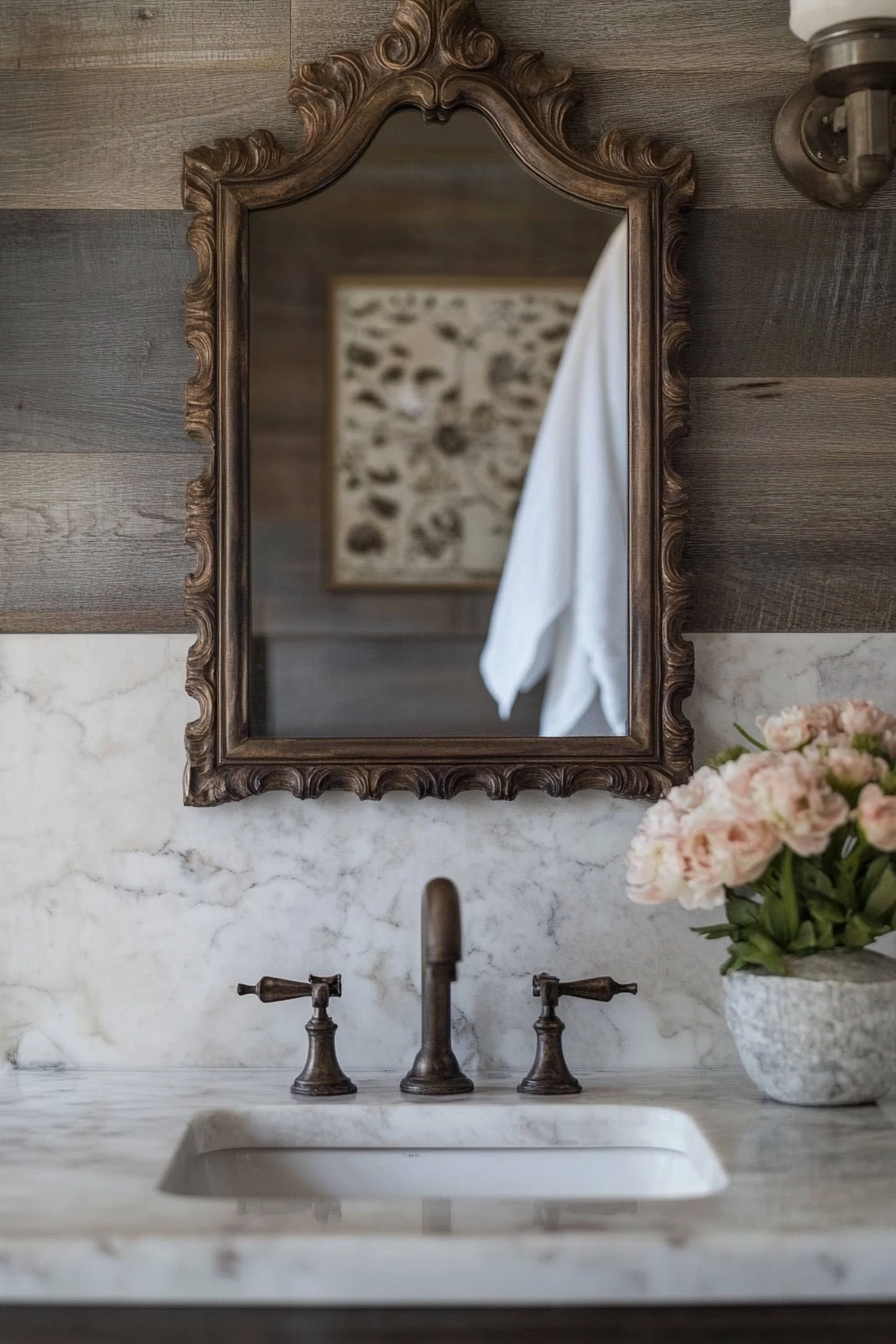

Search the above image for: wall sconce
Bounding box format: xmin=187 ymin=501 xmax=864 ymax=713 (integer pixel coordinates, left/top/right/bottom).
xmin=775 ymin=1 xmax=896 ymax=206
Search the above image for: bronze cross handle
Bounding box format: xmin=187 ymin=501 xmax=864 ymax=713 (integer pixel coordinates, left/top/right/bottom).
xmin=236 ymin=972 xmax=355 ymax=1097
xmin=237 ymin=973 xmax=343 ymax=1004
xmin=519 ymin=971 xmax=638 ymax=1096
xmin=531 ymin=972 xmax=638 ymax=1006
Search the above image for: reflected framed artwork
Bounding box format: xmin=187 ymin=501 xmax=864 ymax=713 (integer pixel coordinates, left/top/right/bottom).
xmin=328 ymin=276 xmax=585 ymax=590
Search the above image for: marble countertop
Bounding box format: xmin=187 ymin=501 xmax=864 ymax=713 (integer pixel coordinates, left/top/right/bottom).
xmin=2 ymin=1065 xmax=896 ymax=1306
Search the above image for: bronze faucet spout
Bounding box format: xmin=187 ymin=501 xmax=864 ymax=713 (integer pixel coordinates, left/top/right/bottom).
xmin=422 ymin=877 xmax=462 ymax=968
xmin=400 ymin=878 xmax=474 ymax=1097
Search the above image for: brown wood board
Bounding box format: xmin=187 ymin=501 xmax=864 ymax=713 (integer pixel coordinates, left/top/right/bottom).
xmin=690 ymin=210 xmax=896 ymax=377
xmin=0 ymin=452 xmax=201 ymax=630
xmin=3 ymin=69 xmax=896 ymax=210
xmin=2 ymin=1302 xmax=896 ymax=1344
xmin=0 ymin=211 xmax=196 ymax=454
xmin=291 ymin=0 xmax=806 ymax=73
xmin=3 ymin=208 xmax=894 ymax=459
xmin=0 ymin=1 xmax=290 ymax=71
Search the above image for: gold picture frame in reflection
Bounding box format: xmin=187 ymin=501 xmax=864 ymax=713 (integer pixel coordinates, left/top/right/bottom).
xmin=327 ymin=275 xmax=585 ymax=591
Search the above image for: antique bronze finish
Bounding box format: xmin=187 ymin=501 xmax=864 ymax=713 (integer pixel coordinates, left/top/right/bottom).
xmin=774 ymin=19 xmax=896 ymax=208
xmin=237 ymin=973 xmax=357 ymax=1097
xmin=400 ymin=878 xmax=474 ymax=1097
xmin=182 ymin=0 xmax=696 ymax=804
xmin=518 ymin=972 xmax=638 ymax=1096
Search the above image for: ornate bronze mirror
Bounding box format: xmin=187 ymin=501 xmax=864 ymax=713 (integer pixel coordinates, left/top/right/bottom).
xmin=182 ymin=0 xmax=695 ymax=805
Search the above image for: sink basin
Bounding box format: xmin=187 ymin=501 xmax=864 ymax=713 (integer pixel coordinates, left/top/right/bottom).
xmin=161 ymin=1102 xmax=727 ymax=1202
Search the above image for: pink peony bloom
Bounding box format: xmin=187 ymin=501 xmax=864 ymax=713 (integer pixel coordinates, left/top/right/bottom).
xmin=836 ymin=699 xmax=896 ymax=743
xmin=757 ymin=701 xmax=840 ymax=752
xmin=626 ymin=801 xmax=690 ymax=906
xmin=721 ymin=750 xmax=849 ymax=857
xmin=805 ymin=744 xmax=886 ymax=792
xmin=676 ymin=811 xmax=780 ymax=909
xmin=857 ymin=784 xmax=896 ymax=852
xmin=665 ymin=764 xmax=730 ymax=818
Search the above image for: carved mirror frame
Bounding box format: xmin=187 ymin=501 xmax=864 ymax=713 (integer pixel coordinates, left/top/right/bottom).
xmin=182 ymin=0 xmax=696 ymax=806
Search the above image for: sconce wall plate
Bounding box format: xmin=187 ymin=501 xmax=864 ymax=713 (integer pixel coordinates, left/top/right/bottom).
xmin=774 ymin=19 xmax=896 ymax=208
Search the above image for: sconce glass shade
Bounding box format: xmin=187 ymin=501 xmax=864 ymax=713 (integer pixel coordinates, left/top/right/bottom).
xmin=791 ymin=0 xmax=896 ymax=42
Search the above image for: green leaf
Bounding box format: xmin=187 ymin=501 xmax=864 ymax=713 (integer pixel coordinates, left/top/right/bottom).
xmin=691 ymin=923 xmax=738 ymax=940
xmin=760 ymin=894 xmax=793 ymax=946
xmin=706 ymin=745 xmax=749 ymax=770
xmin=864 ymin=865 xmax=896 ymax=922
xmin=726 ymin=894 xmax=761 ymax=928
xmin=746 ymin=926 xmax=785 ymax=956
xmin=805 ymin=894 xmax=848 ymax=924
xmin=845 ymin=914 xmax=878 ymax=948
xmin=797 ymin=862 xmax=835 ymax=901
xmin=861 ymin=854 xmax=891 ymax=902
xmin=815 ymin=923 xmax=837 ymax=950
xmin=833 ymin=866 xmax=859 ymax=911
xmin=789 ymin=920 xmax=817 ymax=952
xmin=779 ymin=847 xmax=801 ymax=944
xmin=741 ymin=947 xmax=786 ymax=975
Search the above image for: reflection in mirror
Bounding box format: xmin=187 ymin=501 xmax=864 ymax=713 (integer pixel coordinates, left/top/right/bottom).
xmin=248 ymin=110 xmax=628 ymax=740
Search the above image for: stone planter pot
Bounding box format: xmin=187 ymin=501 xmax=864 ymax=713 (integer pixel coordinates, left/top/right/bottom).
xmin=724 ymin=949 xmax=896 ymax=1106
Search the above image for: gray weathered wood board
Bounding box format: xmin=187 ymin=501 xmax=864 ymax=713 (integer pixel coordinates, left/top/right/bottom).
xmin=685 ymin=379 xmax=896 ymax=632
xmin=2 ymin=377 xmax=893 ymax=632
xmin=0 ymin=212 xmax=195 ymax=453
xmin=3 ymin=69 xmax=895 ymax=211
xmin=0 ymin=1 xmax=290 ymax=71
xmin=0 ymin=453 xmax=201 ymax=631
xmin=2 ymin=209 xmax=893 ymax=461
xmin=2 ymin=1 xmax=894 ymax=637
xmin=290 ymin=0 xmax=806 ymax=73
xmin=690 ymin=211 xmax=896 ymax=377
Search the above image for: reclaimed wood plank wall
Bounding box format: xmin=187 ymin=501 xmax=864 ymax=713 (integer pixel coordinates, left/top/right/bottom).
xmin=1 ymin=0 xmax=894 ymax=633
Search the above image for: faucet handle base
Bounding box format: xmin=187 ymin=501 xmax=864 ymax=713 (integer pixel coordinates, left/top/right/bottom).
xmin=291 ymin=1013 xmax=357 ymax=1098
xmin=291 ymin=1077 xmax=357 ymax=1098
xmin=517 ymin=1014 xmax=582 ymax=1096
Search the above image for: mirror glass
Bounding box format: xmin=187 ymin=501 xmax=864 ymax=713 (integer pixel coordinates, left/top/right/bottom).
xmin=248 ymin=110 xmax=628 ymax=740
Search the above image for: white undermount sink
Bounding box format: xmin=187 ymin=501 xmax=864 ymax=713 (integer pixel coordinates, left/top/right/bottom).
xmin=160 ymin=1101 xmax=727 ymax=1202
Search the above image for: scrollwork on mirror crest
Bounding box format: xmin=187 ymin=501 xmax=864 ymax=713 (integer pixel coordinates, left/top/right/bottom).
xmin=182 ymin=0 xmax=696 ymax=805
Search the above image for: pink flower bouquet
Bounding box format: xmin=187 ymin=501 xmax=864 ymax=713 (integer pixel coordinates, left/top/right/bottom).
xmin=626 ymin=699 xmax=896 ymax=974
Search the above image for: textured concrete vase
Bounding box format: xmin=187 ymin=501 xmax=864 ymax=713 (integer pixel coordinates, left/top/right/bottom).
xmin=724 ymin=950 xmax=896 ymax=1106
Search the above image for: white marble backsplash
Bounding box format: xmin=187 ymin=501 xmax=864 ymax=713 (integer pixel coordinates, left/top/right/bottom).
xmin=1 ymin=632 xmax=895 ymax=1074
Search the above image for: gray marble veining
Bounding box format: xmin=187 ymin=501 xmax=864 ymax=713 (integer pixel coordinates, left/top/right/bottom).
xmin=2 ymin=632 xmax=896 ymax=1074
xmin=1 ymin=1068 xmax=896 ymax=1305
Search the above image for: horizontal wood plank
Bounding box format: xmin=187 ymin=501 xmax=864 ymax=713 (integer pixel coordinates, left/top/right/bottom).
xmin=0 ymin=71 xmax=297 ymax=210
xmin=685 ymin=378 xmax=896 ymax=631
xmin=0 ymin=452 xmax=202 ymax=631
xmin=0 ymin=1 xmax=290 ymax=71
xmin=2 ymin=208 xmax=892 ymax=467
xmin=581 ymin=70 xmax=896 ymax=212
xmin=691 ymin=210 xmax=896 ymax=377
xmin=2 ymin=381 xmax=894 ymax=633
xmin=0 ymin=211 xmax=196 ymax=453
xmin=3 ymin=68 xmax=895 ymax=211
xmin=291 ymin=0 xmax=806 ymax=73
xmin=4 ymin=1303 xmax=896 ymax=1344
xmin=2 ymin=207 xmax=894 ymax=632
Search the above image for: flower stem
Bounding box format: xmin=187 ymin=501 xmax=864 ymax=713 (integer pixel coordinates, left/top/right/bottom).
xmin=734 ymin=722 xmax=765 ymax=751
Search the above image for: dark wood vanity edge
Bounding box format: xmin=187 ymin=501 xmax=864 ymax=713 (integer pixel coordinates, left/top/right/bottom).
xmin=0 ymin=1304 xmax=893 ymax=1344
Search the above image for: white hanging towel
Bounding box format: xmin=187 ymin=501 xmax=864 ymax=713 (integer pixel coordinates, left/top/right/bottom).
xmin=479 ymin=220 xmax=629 ymax=737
